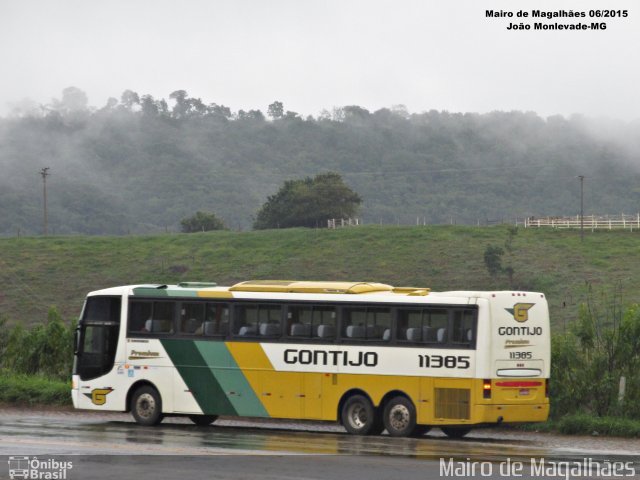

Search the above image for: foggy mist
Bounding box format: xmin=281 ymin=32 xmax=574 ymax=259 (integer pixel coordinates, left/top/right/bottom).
xmin=1 ymin=0 xmax=638 ymax=121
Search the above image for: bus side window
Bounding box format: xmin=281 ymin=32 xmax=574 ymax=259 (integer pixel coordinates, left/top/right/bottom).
xmin=204 ymin=303 xmax=229 ymax=336
xmin=367 ymin=308 xmax=390 ymax=341
xmin=180 ymin=302 xmax=205 ymax=334
xmin=234 ymin=305 xmax=281 ymax=338
xmin=259 ymin=305 xmax=281 ymax=337
xmin=151 ymin=302 xmax=175 ymax=334
xmin=288 ymin=306 xmax=312 ymax=337
xmin=314 ymin=307 xmax=336 ymax=339
xmin=129 ymin=301 xmax=152 ymax=333
xmin=397 ymin=310 xmax=421 ymax=342
xmin=452 ymin=309 xmax=475 ymax=346
xmin=344 ymin=307 xmax=390 ymax=341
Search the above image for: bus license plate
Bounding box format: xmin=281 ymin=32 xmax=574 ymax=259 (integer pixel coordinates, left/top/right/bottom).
xmin=519 ymin=389 xmax=529 ymax=395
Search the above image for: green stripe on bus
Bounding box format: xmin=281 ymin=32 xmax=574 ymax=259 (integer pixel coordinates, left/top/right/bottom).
xmin=160 ymin=339 xmax=237 ymax=416
xmin=194 ymin=342 xmax=268 ymax=417
xmin=133 ymin=287 xmax=199 ymax=297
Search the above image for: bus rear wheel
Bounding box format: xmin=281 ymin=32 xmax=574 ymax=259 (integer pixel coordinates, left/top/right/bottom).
xmin=382 ymin=396 xmax=417 ymax=437
xmin=189 ymin=415 xmax=218 ymax=426
xmin=441 ymin=427 xmax=471 ymax=439
xmin=131 ymin=385 xmax=164 ymax=426
xmin=341 ymin=394 xmax=379 ymax=435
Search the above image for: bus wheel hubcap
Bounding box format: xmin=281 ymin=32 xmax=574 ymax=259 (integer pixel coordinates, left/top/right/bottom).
xmin=137 ymin=393 xmax=156 ymax=418
xmin=348 ymin=403 xmax=368 ymax=428
xmin=389 ymin=404 xmax=410 ymax=431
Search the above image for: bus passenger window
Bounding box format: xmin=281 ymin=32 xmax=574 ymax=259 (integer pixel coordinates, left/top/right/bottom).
xmin=344 ymin=308 xmax=390 ymax=341
xmin=234 ymin=305 xmax=281 ymax=337
xmin=129 ymin=301 xmax=152 ymax=332
xmin=288 ymin=306 xmax=336 ymax=339
xmin=398 ymin=308 xmax=447 ymax=344
xmin=314 ymin=307 xmax=336 ymax=339
xmin=288 ymin=306 xmax=313 ymax=337
xmin=453 ymin=310 xmax=475 ymax=345
xmin=204 ymin=303 xmax=229 ymax=336
xmin=129 ymin=301 xmax=175 ymax=334
xmin=397 ymin=310 xmax=421 ymax=342
xmin=151 ymin=302 xmax=175 ymax=333
xmin=180 ymin=303 xmax=205 ymax=334
xmin=259 ymin=305 xmax=281 ymax=337
xmin=234 ymin=305 xmax=258 ymax=336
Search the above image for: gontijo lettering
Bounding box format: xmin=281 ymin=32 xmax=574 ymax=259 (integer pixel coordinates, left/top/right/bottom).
xmin=284 ymin=349 xmax=378 ymax=367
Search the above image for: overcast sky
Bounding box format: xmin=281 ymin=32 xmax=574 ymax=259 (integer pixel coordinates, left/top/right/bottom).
xmin=1 ymin=0 xmax=638 ymax=120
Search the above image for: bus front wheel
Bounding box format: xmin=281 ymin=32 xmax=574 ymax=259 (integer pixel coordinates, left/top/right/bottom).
xmin=131 ymin=385 xmax=164 ymax=426
xmin=382 ymin=396 xmax=417 ymax=437
xmin=441 ymin=427 xmax=471 ymax=439
xmin=341 ymin=394 xmax=379 ymax=435
xmin=189 ymin=415 xmax=218 ymax=426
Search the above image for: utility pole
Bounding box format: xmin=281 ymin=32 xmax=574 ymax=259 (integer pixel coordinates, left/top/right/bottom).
xmin=40 ymin=167 xmax=50 ymax=235
xmin=578 ymin=175 xmax=585 ymax=242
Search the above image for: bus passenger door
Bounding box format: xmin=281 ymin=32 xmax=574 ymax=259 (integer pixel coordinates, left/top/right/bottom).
xmin=260 ymin=371 xmax=303 ymax=419
xmin=418 ymin=377 xmax=435 ymax=425
xmin=302 ymin=374 xmax=323 ymax=419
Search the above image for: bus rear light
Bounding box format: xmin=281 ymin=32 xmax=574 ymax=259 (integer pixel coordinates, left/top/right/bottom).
xmin=545 ymin=379 xmax=549 ymax=398
xmin=483 ymin=379 xmax=492 ymax=399
xmin=495 ymin=381 xmax=542 ymax=388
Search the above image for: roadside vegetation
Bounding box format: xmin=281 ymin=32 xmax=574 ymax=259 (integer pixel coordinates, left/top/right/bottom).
xmin=2 ymin=226 xmax=640 ymax=435
xmin=0 ymin=309 xmax=73 ymax=406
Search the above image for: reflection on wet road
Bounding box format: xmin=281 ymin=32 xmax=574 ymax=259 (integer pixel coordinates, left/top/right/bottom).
xmin=1 ymin=409 xmax=639 ymax=479
xmin=0 ymin=410 xmax=547 ymax=457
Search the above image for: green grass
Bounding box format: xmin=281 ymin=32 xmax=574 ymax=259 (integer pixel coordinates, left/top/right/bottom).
xmin=1 ymin=225 xmax=640 ymax=329
xmin=519 ymin=414 xmax=640 ymax=437
xmin=0 ymin=372 xmax=70 ymax=406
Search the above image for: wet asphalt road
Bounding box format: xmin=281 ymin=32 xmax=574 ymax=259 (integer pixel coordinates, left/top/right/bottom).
xmin=1 ymin=408 xmax=639 ymax=479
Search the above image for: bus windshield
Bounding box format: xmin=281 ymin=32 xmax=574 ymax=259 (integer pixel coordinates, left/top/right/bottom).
xmin=75 ymin=296 xmax=121 ymax=381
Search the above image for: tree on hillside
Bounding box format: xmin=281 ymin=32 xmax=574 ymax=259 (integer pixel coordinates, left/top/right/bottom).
xmin=121 ymin=90 xmax=140 ymax=110
xmin=253 ymin=172 xmax=362 ymax=229
xmin=484 ymin=245 xmax=504 ymax=281
xmin=60 ymin=86 xmax=88 ymax=112
xmin=180 ymin=211 xmax=227 ymax=233
xmin=169 ymin=89 xmax=189 ymax=118
xmin=267 ymin=101 xmax=284 ymax=119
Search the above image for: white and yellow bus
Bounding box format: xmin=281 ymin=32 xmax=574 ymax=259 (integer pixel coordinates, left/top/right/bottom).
xmin=72 ymin=280 xmax=550 ymax=437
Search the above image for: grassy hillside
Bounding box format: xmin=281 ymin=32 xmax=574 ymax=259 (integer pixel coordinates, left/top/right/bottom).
xmin=1 ymin=225 xmax=639 ymax=328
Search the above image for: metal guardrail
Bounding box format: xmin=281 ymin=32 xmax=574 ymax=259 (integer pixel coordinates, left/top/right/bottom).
xmin=525 ymin=214 xmax=640 ymax=230
xmin=327 ymin=218 xmax=360 ymax=229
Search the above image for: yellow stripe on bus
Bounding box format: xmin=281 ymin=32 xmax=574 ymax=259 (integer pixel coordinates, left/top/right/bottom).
xmin=196 ymin=291 xmax=234 ymax=298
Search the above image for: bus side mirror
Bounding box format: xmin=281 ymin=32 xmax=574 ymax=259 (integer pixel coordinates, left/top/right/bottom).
xmin=74 ymin=327 xmax=81 ymax=355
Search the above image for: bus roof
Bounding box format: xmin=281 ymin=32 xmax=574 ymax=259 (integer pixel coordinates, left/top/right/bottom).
xmin=86 ymin=281 xmax=544 ymax=304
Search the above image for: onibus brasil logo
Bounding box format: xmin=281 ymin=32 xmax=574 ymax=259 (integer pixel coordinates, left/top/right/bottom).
xmin=8 ymin=456 xmax=73 ymax=479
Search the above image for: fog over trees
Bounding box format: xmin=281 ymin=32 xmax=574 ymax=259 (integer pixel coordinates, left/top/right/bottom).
xmin=1 ymin=87 xmax=639 ymax=235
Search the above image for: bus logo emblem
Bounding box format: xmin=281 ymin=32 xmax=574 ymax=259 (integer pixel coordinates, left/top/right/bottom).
xmin=506 ymin=303 xmax=534 ymax=322
xmin=83 ymin=388 xmax=114 ymax=405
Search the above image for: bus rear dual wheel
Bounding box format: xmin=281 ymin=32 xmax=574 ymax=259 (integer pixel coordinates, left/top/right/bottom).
xmin=341 ymin=394 xmax=383 ymax=435
xmin=341 ymin=394 xmax=421 ymax=437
